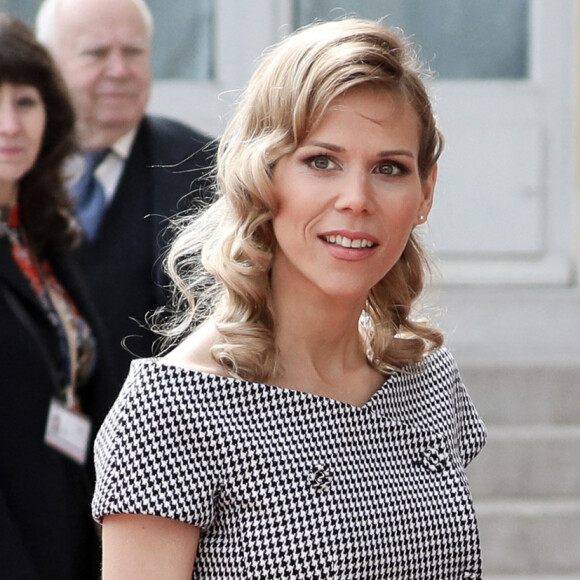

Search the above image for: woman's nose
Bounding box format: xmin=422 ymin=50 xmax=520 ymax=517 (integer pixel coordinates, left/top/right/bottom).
xmin=334 ymin=170 xmax=375 ymax=215
xmin=0 ymin=105 xmax=21 ymax=134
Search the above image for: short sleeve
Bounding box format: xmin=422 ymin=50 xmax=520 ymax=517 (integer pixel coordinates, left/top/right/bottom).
xmin=452 ymin=368 xmax=487 ymax=467
xmin=91 ymin=360 xmax=220 ymax=528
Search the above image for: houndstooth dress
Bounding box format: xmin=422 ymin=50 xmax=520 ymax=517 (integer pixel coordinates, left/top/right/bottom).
xmin=92 ymin=347 xmax=486 ymax=579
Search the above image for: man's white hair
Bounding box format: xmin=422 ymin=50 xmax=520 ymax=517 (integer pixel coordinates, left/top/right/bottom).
xmin=36 ymin=0 xmax=154 ymax=48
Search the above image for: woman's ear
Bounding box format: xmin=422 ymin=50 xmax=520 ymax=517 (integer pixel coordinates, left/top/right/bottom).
xmin=415 ymin=164 xmax=437 ymax=225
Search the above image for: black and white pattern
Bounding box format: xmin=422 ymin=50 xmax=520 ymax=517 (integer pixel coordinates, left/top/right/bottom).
xmin=93 ymin=347 xmax=486 ymax=579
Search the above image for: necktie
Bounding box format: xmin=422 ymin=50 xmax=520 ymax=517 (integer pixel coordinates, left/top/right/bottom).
xmin=72 ymin=149 xmax=109 ymax=241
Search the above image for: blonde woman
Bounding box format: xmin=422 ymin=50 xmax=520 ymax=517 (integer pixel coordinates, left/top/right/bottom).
xmin=93 ymin=18 xmax=487 ymax=579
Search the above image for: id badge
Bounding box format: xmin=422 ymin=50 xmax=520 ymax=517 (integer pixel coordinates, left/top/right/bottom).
xmin=44 ymin=398 xmax=92 ymax=465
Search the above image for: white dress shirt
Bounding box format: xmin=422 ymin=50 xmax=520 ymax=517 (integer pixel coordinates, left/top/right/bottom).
xmin=68 ymin=127 xmax=138 ymax=207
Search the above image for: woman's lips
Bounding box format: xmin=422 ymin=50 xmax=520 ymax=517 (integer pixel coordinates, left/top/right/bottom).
xmin=320 ymin=233 xmax=377 ymax=248
xmin=0 ymin=146 xmax=24 ymax=156
xmin=319 ymin=231 xmax=379 ymax=261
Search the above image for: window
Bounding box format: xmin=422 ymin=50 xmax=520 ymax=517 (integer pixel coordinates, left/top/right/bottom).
xmin=294 ymin=0 xmax=529 ymax=79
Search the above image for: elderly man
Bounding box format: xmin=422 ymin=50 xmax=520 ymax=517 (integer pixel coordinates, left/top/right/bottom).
xmin=37 ymin=0 xmax=214 ymax=421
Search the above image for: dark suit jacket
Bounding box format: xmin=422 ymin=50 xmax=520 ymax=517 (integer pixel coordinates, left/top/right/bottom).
xmin=0 ymin=240 xmax=113 ymax=580
xmin=75 ymin=115 xmax=215 ymax=418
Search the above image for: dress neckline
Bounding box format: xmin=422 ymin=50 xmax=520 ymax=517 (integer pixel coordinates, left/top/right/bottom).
xmin=132 ymin=355 xmax=425 ymax=412
xmin=132 ymin=348 xmax=447 ymax=411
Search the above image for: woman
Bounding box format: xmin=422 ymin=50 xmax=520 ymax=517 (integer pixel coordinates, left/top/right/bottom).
xmin=93 ymin=18 xmax=487 ymax=578
xmin=0 ymin=14 xmax=108 ymax=580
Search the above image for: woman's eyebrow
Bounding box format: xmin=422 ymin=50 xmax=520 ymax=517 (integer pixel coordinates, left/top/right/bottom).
xmin=305 ymin=141 xmax=416 ymax=160
xmin=377 ymin=149 xmax=416 ymax=159
xmin=305 ymin=140 xmax=344 ymax=152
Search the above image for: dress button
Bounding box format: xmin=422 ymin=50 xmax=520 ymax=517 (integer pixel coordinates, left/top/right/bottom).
xmin=309 ymin=464 xmax=332 ymax=493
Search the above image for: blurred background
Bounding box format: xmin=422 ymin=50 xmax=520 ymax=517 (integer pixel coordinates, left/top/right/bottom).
xmin=4 ymin=0 xmax=580 ymax=577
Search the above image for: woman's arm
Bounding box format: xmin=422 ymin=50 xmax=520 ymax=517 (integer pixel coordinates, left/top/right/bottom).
xmin=102 ymin=513 xmax=200 ymax=579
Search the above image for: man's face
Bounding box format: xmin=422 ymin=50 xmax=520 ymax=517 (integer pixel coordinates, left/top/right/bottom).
xmin=53 ymin=0 xmax=151 ymax=148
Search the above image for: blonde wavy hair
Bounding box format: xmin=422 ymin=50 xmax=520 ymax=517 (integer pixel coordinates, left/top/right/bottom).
xmin=155 ymin=17 xmax=444 ymax=381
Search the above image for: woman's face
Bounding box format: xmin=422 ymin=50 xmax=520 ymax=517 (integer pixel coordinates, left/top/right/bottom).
xmin=0 ymin=82 xmax=46 ymax=197
xmin=270 ymin=86 xmax=436 ymax=303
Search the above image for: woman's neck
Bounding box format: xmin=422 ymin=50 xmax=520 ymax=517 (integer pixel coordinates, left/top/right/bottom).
xmin=270 ymin=280 xmax=380 ymax=402
xmin=0 ymin=180 xmax=18 ymax=210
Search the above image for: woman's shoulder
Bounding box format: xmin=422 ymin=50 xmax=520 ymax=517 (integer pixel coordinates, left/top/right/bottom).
xmin=109 ymin=323 xmax=234 ymax=413
xmin=390 ymin=347 xmax=462 ymax=406
xmin=97 ymin=327 xmax=233 ymax=427
xmin=122 ymin=360 xmax=230 ymax=406
xmin=405 ymin=345 xmax=459 ymax=380
xmin=161 ymin=321 xmax=227 ymax=377
xmin=100 ymin=357 xmax=235 ymax=454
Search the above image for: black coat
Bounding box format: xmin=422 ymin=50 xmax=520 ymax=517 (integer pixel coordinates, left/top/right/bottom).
xmin=75 ymin=115 xmax=215 ymax=421
xmin=0 ymin=239 xmax=114 ymax=580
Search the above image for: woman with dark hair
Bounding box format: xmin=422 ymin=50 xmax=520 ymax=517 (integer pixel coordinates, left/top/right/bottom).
xmin=0 ymin=14 xmax=108 ymax=579
xmin=93 ymin=18 xmax=486 ymax=579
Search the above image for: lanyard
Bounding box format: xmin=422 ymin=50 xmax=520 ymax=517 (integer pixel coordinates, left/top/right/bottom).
xmin=1 ymin=208 xmax=77 ymax=407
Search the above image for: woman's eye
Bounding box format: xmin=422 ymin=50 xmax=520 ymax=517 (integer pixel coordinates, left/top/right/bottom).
xmin=308 ymin=156 xmax=337 ymax=170
xmin=375 ymin=162 xmax=406 ymax=176
xmin=16 ymin=96 xmax=39 ymax=108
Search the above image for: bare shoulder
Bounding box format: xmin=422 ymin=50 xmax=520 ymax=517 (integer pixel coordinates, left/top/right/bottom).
xmin=161 ymin=321 xmax=226 ymax=376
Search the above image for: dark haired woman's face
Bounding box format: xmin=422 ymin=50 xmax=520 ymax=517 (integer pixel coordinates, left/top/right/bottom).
xmin=0 ymin=83 xmax=46 ymax=196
